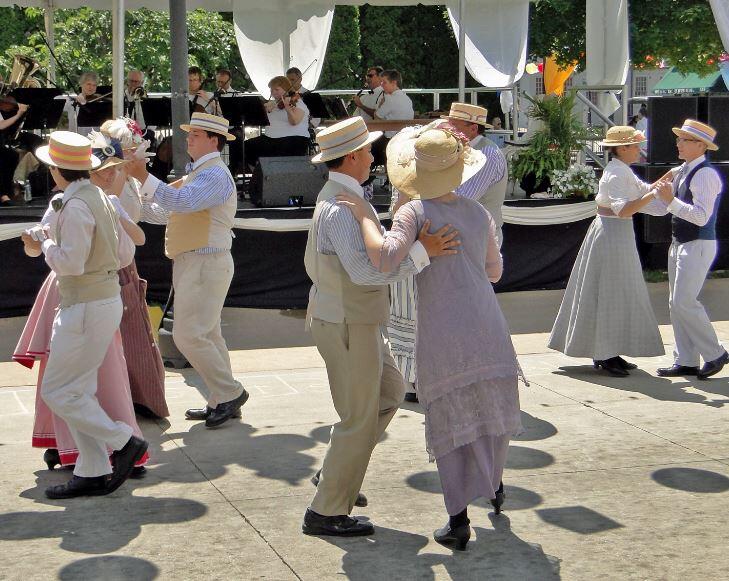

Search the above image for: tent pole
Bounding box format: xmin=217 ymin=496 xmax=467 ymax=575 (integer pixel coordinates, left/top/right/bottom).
xmin=458 ymin=0 xmax=466 ymax=101
xmin=170 ymin=0 xmax=190 ymax=179
xmin=44 ymin=0 xmax=56 ymax=87
xmin=112 ymin=0 xmax=125 ymax=118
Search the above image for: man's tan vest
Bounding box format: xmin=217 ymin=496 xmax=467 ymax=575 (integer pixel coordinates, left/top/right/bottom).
xmin=56 ymin=183 xmax=120 ymax=308
xmin=304 ymin=180 xmax=389 ymax=326
xmin=165 ymin=156 xmax=236 ymax=259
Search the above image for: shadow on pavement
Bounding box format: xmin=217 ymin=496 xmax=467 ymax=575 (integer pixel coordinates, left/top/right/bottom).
xmin=652 ymin=467 xmax=729 ymax=493
xmin=315 ymin=515 xmax=561 ymax=580
xmin=58 ymin=556 xmax=159 ymax=581
xmin=1 ymin=487 xmax=206 ymax=554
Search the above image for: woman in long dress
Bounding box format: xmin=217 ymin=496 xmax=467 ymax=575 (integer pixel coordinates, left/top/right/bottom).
xmin=14 ymin=149 xmax=150 ymax=472
xmin=95 ymin=121 xmax=169 ymax=418
xmin=337 ymin=125 xmax=524 ymax=551
xmin=548 ymin=126 xmax=670 ymax=376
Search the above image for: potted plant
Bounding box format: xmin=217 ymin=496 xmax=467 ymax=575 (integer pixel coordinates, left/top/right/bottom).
xmin=509 ymin=90 xmax=598 ymax=196
xmin=550 ymin=164 xmax=599 ymax=199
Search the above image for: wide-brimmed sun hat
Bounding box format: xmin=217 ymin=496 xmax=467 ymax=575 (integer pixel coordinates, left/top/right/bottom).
xmin=89 ymin=131 xmax=127 ymax=171
xmin=180 ymin=112 xmax=235 ymax=141
xmin=35 ymin=131 xmax=101 ymax=170
xmin=441 ymin=102 xmax=492 ymax=128
xmin=672 ymin=119 xmax=719 ymax=151
xmin=386 ymin=124 xmax=486 ymax=200
xmin=598 ymin=126 xmax=646 ymax=147
xmin=311 ymin=117 xmax=383 ymax=163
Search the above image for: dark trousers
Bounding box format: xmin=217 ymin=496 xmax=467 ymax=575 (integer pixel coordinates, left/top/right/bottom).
xmin=244 ymin=135 xmax=310 ymax=172
xmin=371 ymin=135 xmax=390 ymax=170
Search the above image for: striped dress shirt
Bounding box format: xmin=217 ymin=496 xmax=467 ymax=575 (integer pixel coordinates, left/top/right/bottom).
xmin=666 ymin=155 xmax=723 ymax=226
xmin=140 ymin=151 xmax=236 ymax=254
xmin=455 ymin=138 xmax=507 ymax=200
xmin=316 ymin=172 xmax=429 ymax=285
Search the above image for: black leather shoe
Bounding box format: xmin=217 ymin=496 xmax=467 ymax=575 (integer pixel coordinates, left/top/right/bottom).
xmin=593 ymin=358 xmax=629 ymax=377
xmin=403 ymin=392 xmax=419 ymax=403
xmin=130 ymin=466 xmax=147 ymax=479
xmin=44 ymin=448 xmax=61 ymax=470
xmin=656 ymin=364 xmax=699 ymax=377
xmin=107 ymin=435 xmax=149 ymax=494
xmin=311 ymin=469 xmax=368 ymax=507
xmin=302 ymin=508 xmax=374 ymax=537
xmin=186 ymin=406 xmax=242 ymax=421
xmin=697 ymin=350 xmax=729 ymax=380
xmin=434 ymin=521 xmax=471 ymax=551
xmin=45 ymin=475 xmax=108 ymax=499
xmin=205 ymin=389 xmax=250 ymax=428
xmin=615 ymin=356 xmax=638 ymax=371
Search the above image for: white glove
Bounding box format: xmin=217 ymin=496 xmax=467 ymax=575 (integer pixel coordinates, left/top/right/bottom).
xmin=132 ymin=140 xmax=155 ymax=160
xmin=24 ymin=224 xmax=48 ymax=242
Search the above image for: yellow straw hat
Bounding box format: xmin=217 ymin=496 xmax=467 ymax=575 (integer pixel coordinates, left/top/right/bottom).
xmin=597 ymin=126 xmax=646 ymax=147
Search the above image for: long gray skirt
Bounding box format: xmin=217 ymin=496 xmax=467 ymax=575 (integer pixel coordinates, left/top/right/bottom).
xmin=548 ymin=216 xmax=664 ymax=360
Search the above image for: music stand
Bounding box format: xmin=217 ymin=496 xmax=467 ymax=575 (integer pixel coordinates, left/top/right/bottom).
xmin=324 ymin=97 xmax=349 ymax=120
xmin=217 ymin=95 xmax=269 ymax=127
xmin=301 ymin=92 xmax=330 ymax=119
xmin=76 ymin=85 xmax=113 ymax=128
xmin=141 ymin=97 xmax=172 ymax=127
xmin=9 ymin=88 xmax=65 ymax=131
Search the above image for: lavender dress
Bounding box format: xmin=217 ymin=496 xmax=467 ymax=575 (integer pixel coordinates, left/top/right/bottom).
xmin=379 ymin=196 xmax=523 ymax=515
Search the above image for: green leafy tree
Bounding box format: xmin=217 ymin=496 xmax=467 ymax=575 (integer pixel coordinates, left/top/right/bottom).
xmin=319 ymin=6 xmax=360 ymax=90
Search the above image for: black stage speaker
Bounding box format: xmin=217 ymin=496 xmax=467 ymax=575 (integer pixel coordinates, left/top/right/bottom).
xmin=634 ymin=162 xmax=729 ymax=243
xmin=251 ymin=156 xmax=328 ymax=207
xmin=647 ymin=96 xmax=700 ymax=164
xmin=707 ymin=95 xmax=729 ymax=161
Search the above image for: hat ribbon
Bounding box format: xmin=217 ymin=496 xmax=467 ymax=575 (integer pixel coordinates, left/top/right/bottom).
xmin=680 ymin=124 xmax=714 ymax=143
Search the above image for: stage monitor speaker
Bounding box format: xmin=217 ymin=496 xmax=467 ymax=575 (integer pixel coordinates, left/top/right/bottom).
xmin=634 ymin=162 xmax=729 ymax=243
xmin=647 ymin=96 xmax=700 ymax=164
xmin=707 ymin=95 xmax=729 ymax=161
xmin=251 ymin=156 xmax=328 ymax=207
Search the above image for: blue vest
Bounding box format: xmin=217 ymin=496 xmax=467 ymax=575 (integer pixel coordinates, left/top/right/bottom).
xmin=671 ymin=160 xmax=723 ymax=243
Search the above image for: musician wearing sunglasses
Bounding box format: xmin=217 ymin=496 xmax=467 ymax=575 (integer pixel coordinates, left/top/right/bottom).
xmin=352 ymin=66 xmax=384 ymax=121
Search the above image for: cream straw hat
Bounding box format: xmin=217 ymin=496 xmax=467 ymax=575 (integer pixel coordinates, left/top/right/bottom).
xmin=386 ymin=124 xmax=486 ymax=200
xmin=35 ymin=131 xmax=101 ymax=170
xmin=312 ymin=117 xmax=383 ymax=163
xmin=597 ymin=126 xmax=646 ymax=147
xmin=672 ymin=119 xmax=719 ymax=151
xmin=180 ymin=112 xmax=236 ymax=141
xmin=441 ymin=102 xmax=493 ymax=128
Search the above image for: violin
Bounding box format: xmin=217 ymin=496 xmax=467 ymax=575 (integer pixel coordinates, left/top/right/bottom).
xmin=0 ymin=95 xmax=29 ymax=117
xmin=277 ymin=90 xmax=300 ymax=110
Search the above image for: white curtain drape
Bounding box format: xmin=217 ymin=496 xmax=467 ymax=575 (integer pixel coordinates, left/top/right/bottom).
xmin=446 ymin=0 xmax=529 ymax=88
xmin=710 ymin=0 xmax=729 ymax=52
xmin=232 ymin=0 xmax=334 ymax=95
xmin=502 ymin=201 xmax=596 ymax=225
xmin=586 ymin=0 xmax=629 ymax=116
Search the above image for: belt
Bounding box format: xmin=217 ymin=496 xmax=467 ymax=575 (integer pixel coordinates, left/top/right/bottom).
xmin=597 ymin=207 xmax=618 ymax=217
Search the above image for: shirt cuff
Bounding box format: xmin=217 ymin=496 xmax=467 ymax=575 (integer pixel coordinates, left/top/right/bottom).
xmin=667 ymin=198 xmax=684 ymax=214
xmin=408 ymin=241 xmax=430 ymax=272
xmin=140 ymin=174 xmax=161 ymax=201
xmin=41 ymin=238 xmax=55 ymax=255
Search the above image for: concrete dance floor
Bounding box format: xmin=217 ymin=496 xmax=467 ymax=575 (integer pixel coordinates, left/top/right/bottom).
xmin=0 ymin=281 xmax=728 ymax=580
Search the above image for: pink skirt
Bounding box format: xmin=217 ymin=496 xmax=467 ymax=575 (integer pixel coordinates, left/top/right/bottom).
xmin=118 ymin=261 xmax=169 ymax=418
xmin=14 ymin=272 xmax=149 ymax=468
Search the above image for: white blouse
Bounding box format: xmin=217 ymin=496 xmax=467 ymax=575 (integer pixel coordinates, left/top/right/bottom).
xmin=263 ymin=100 xmax=310 ymax=139
xmin=595 ymin=159 xmax=667 ymax=218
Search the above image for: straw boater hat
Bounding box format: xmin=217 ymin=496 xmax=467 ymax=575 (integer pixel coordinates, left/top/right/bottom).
xmin=386 ymin=124 xmax=486 ymax=200
xmin=598 ymin=126 xmax=646 ymax=147
xmin=35 ymin=131 xmax=101 ymax=170
xmin=672 ymin=119 xmax=719 ymax=151
xmin=180 ymin=112 xmax=236 ymax=141
xmin=311 ymin=117 xmax=383 ymax=163
xmin=441 ymin=102 xmax=493 ymax=129
xmin=89 ymin=131 xmax=127 ymax=171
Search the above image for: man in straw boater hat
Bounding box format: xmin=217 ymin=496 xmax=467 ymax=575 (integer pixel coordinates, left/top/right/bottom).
xmin=653 ymin=119 xmax=728 ymax=380
xmin=126 ymin=112 xmax=249 ymax=427
xmin=21 ymin=131 xmax=148 ymax=498
xmin=302 ymin=116 xmax=460 ymax=536
xmin=441 ymin=102 xmax=508 ymax=248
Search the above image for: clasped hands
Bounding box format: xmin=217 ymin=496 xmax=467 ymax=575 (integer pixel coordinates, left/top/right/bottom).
xmin=336 ymin=191 xmax=461 ymax=258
